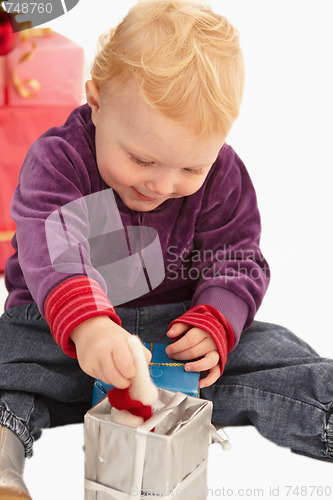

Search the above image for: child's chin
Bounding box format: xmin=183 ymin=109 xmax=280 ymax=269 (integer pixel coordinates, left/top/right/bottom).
xmin=132 ymin=201 xmax=162 ymax=212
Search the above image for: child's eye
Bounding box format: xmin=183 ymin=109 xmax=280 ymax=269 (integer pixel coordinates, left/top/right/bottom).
xmin=130 ymin=156 xmax=154 ymax=167
xmin=183 ymin=167 xmax=205 ymax=175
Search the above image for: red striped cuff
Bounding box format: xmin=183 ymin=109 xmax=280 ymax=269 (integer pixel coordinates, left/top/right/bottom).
xmin=44 ymin=277 xmax=121 ymax=358
xmin=168 ymin=304 xmax=235 ymax=375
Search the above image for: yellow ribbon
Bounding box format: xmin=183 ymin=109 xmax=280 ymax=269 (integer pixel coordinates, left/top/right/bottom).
xmin=150 ymin=362 xmax=185 ymax=367
xmin=148 ymin=343 xmax=185 ymax=366
xmin=148 ymin=342 xmax=201 ymax=397
xmin=0 ymin=230 xmax=15 ymax=242
xmin=11 ymin=28 xmax=54 ymax=99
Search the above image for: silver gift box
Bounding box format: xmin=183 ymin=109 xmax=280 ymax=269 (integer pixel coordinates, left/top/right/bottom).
xmin=84 ymin=388 xmax=214 ymax=500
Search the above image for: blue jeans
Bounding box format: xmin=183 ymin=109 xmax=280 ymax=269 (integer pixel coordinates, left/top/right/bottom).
xmin=0 ymin=302 xmax=332 ymax=461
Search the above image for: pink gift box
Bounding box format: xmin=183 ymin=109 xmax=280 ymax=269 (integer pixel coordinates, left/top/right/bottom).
xmin=0 ymin=30 xmax=84 ymax=106
xmin=0 ymin=57 xmax=6 ymax=106
xmin=0 ymin=30 xmax=85 ymax=270
xmin=0 ymin=104 xmax=80 ymax=271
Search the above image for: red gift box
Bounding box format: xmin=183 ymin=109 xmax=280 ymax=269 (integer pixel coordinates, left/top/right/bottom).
xmin=0 ymin=29 xmax=84 ymax=272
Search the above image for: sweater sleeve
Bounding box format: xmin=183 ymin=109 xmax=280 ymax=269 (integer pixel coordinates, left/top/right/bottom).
xmin=190 ymin=146 xmax=270 ymax=347
xmin=9 ymin=135 xmax=104 ymax=317
xmin=6 ymin=110 xmax=124 ymax=353
xmin=44 ymin=276 xmax=121 ymax=358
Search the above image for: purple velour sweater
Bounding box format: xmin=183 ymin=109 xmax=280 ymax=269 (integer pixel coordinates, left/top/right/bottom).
xmin=4 ymin=104 xmax=270 ymax=346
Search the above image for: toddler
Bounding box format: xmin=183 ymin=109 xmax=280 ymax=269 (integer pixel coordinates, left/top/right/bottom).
xmin=0 ymin=1 xmax=332 ymax=498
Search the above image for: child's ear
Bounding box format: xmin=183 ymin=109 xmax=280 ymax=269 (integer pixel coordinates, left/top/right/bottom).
xmin=85 ymin=80 xmax=100 ymax=125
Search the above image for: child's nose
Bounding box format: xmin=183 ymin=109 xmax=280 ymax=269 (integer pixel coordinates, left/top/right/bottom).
xmin=145 ymin=173 xmax=176 ymax=196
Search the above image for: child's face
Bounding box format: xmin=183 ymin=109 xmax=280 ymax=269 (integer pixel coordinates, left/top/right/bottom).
xmin=87 ymin=79 xmax=224 ymax=212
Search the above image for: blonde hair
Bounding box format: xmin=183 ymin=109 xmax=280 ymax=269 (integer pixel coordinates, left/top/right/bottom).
xmin=91 ymin=0 xmax=244 ymax=138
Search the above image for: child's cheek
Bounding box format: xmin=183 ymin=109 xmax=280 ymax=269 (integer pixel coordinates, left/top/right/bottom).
xmin=181 ymin=176 xmax=207 ymax=197
xmin=97 ymin=150 xmax=134 ymax=187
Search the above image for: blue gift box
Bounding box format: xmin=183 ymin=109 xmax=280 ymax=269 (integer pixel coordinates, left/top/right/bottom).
xmin=92 ymin=342 xmax=200 ymax=406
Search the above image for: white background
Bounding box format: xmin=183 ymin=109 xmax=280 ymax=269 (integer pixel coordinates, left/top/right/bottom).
xmin=0 ymin=0 xmax=332 ymax=498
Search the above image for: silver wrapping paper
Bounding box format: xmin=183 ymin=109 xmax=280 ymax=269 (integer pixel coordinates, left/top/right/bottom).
xmin=84 ymin=388 xmax=213 ymax=500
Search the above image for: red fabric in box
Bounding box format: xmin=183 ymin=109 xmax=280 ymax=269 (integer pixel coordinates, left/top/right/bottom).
xmin=0 ymin=105 xmax=80 ymax=272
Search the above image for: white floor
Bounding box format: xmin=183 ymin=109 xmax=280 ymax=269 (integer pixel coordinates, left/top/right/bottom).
xmin=0 ymin=275 xmax=332 ymax=500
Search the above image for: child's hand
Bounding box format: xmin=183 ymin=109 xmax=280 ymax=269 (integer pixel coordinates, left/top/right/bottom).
xmin=165 ymin=322 xmax=220 ymax=389
xmin=70 ymin=316 xmax=152 ymax=388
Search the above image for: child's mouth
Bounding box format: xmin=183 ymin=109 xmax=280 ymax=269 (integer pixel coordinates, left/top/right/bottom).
xmin=132 ymin=187 xmax=160 ymax=202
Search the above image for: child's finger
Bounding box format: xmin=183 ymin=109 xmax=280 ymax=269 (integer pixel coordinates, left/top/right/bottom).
xmin=166 ymin=327 xmax=206 ymax=357
xmin=112 ymin=339 xmax=136 ymax=379
xmin=184 ymin=350 xmax=220 ymax=372
xmin=166 ymin=322 xmax=189 ymax=338
xmin=199 ymin=364 xmax=221 ymax=389
xmin=99 ymin=357 xmax=132 ymax=389
xmin=166 ymin=336 xmax=213 ymax=360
